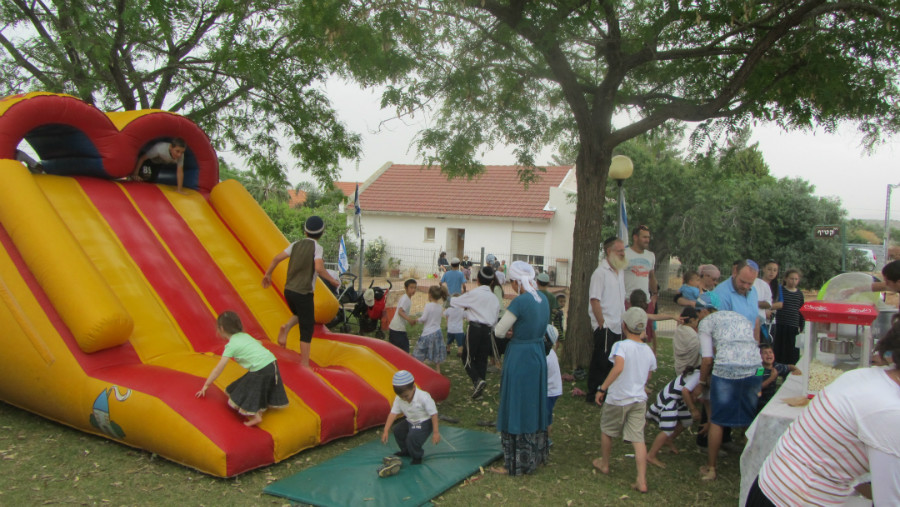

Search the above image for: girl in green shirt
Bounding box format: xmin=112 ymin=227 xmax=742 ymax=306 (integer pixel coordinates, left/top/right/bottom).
xmin=196 ymin=311 xmax=289 ymax=426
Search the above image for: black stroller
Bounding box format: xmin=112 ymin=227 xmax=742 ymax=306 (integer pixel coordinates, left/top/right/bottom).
xmin=328 ymin=274 xmax=392 ymax=339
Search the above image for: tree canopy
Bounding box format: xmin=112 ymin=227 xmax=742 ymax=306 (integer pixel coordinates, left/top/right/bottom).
xmin=0 ymin=0 xmax=415 ymax=182
xmin=352 ymin=0 xmax=900 ymax=367
xmin=606 ymin=132 xmax=847 ymax=288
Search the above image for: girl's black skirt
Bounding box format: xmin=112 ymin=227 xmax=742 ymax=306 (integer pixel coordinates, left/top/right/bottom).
xmin=225 ymin=361 xmax=289 ymax=415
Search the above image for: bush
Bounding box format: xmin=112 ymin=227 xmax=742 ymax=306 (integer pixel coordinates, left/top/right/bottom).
xmin=364 ymin=237 xmax=387 ymax=276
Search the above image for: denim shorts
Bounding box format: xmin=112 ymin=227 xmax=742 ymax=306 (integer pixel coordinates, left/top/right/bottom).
xmin=709 ymin=374 xmax=763 ymax=427
xmin=447 ymin=332 xmax=465 ymax=347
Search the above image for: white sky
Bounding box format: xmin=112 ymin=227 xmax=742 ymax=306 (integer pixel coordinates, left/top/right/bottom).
xmin=281 ymin=79 xmax=900 ymax=223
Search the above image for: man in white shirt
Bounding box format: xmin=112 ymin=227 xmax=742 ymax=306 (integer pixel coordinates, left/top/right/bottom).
xmin=624 ymin=225 xmax=658 ymax=348
xmin=586 ymin=237 xmax=627 ymax=402
xmin=624 ymin=225 xmax=658 ymax=307
xmin=450 ymin=266 xmax=501 ymax=399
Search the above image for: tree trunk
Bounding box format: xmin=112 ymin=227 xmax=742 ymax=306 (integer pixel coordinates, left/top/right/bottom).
xmin=560 ymin=144 xmax=611 ymax=370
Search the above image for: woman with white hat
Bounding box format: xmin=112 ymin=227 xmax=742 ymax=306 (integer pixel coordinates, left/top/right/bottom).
xmin=490 ymin=261 xmax=550 ymax=475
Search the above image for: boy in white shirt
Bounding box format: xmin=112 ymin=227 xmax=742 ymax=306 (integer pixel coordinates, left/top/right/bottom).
xmin=443 ymin=295 xmax=465 ymax=356
xmin=546 ymin=325 xmax=563 ymax=445
xmin=593 ymin=307 xmax=657 ymax=494
xmin=388 ymin=279 xmax=419 ymax=353
xmin=379 ymin=370 xmax=441 ymax=476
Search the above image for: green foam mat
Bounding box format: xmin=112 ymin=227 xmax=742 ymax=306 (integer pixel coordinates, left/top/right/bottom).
xmin=264 ymin=426 xmax=502 ymax=506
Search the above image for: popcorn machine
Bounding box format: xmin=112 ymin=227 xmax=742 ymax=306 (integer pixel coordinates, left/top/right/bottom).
xmin=799 ymin=301 xmax=878 ymax=395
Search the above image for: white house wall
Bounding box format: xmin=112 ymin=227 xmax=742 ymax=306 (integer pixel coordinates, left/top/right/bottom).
xmin=360 ymin=207 xmax=576 ymax=282
xmin=362 ymin=214 xmax=510 ymax=256
xmin=547 ymin=186 xmax=577 ymax=285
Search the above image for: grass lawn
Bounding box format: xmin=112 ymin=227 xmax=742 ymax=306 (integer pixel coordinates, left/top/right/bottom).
xmin=0 ymin=328 xmax=742 ymax=505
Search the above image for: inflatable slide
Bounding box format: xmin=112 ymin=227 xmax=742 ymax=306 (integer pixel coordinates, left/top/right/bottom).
xmin=0 ymin=92 xmax=449 ymax=477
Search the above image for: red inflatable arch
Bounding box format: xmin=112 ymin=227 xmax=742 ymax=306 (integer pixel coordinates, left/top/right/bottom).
xmin=0 ymin=92 xmax=218 ymax=193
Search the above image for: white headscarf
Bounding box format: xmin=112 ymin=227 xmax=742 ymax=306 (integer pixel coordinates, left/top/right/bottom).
xmin=507 ymin=260 xmax=541 ymax=302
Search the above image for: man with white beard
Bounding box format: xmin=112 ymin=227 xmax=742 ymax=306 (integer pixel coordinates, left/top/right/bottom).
xmin=586 ymin=237 xmax=628 ymax=402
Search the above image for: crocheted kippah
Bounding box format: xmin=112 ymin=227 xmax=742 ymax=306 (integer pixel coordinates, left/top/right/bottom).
xmin=392 ymin=370 xmax=414 ymax=386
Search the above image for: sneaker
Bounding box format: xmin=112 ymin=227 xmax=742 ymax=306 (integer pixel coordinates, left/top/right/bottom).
xmin=377 ymin=461 xmax=401 ymax=477
xmin=383 ymin=455 xmax=402 ymax=467
xmin=472 ymin=380 xmax=487 ymax=399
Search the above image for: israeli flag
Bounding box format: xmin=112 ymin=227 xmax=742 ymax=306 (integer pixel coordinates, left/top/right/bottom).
xmin=338 ymin=236 xmax=349 ymax=273
xmin=617 ymin=184 xmax=629 ymax=247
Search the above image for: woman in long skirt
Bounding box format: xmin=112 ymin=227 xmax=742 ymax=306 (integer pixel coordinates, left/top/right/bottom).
xmin=490 ymin=261 xmax=550 ymax=475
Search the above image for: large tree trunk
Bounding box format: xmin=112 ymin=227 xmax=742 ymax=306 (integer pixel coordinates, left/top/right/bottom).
xmin=560 ymin=143 xmax=611 ymax=370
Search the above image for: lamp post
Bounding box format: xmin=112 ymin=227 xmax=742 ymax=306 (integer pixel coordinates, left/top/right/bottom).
xmin=884 ymin=183 xmax=900 ymax=269
xmin=609 ymin=155 xmax=634 ymax=245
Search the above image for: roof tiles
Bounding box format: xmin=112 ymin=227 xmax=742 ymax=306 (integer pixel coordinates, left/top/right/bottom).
xmin=360 ymin=164 xmax=572 ymax=220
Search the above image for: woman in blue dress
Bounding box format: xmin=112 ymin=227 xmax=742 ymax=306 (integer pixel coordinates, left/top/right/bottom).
xmin=490 ymin=261 xmax=550 ymax=475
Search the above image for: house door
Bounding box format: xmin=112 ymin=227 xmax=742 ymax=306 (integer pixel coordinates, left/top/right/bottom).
xmin=446 ymin=228 xmax=465 ymax=259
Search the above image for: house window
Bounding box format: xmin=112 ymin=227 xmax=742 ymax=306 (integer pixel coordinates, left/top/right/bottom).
xmin=512 ymin=254 xmax=546 ymax=272
xmin=425 ymin=227 xmax=435 ymax=242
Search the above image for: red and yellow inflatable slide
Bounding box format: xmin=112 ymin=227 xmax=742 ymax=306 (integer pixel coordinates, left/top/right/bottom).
xmin=0 ymin=93 xmax=449 ymax=477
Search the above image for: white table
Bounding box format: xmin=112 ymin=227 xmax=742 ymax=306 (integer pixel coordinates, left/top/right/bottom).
xmin=738 ymin=332 xmax=870 ymax=506
xmin=738 ymin=364 xmax=806 ymax=505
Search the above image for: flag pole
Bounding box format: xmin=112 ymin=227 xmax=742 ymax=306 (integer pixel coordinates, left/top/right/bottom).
xmin=354 ymin=162 xmax=363 ymax=292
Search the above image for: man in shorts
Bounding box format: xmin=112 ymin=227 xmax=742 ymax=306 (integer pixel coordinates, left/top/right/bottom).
xmin=262 ymin=215 xmax=340 ymax=368
xmin=698 ymin=302 xmax=763 ymax=481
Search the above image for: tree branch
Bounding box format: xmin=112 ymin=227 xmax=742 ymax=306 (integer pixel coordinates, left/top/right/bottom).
xmin=0 ymin=31 xmax=57 ymax=89
xmin=108 ymin=0 xmax=136 ymax=109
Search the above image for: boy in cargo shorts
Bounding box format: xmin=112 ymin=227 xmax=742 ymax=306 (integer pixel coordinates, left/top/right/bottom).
xmin=592 ymin=307 xmax=657 ymax=493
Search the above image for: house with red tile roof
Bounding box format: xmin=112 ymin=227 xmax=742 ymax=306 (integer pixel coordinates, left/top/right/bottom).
xmin=287 ymin=182 xmax=357 ymax=210
xmin=358 ymin=163 xmax=576 ymax=285
xmin=287 ymin=189 xmax=307 ymax=208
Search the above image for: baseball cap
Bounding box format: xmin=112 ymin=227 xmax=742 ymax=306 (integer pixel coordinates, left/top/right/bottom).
xmin=545 ymin=324 xmax=559 ymax=345
xmin=696 ymin=292 xmax=720 ymax=310
xmin=450 ymin=257 xmax=460 ymax=265
xmin=623 ymin=306 xmax=647 ymax=334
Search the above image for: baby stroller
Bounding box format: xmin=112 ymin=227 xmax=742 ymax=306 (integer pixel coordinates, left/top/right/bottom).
xmin=352 ymin=279 xmax=392 ymax=339
xmin=328 ymin=275 xmax=392 ymax=339
xmin=329 ymin=272 xmax=360 ymax=333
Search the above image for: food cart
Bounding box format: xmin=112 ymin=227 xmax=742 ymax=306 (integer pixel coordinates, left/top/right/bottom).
xmin=799 ymin=301 xmax=877 ymax=395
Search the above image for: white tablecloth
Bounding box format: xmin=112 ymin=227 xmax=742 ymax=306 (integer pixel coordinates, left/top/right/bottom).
xmin=738 ymin=365 xmax=806 ymax=505
xmin=738 ymin=332 xmax=871 ymax=506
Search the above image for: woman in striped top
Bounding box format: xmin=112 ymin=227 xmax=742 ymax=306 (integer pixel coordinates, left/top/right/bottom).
xmin=772 ymin=269 xmax=804 ymax=365
xmin=747 ymin=323 xmax=900 ymax=506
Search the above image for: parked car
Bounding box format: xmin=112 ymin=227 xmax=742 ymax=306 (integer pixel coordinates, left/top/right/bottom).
xmin=848 ymin=247 xmax=877 ymax=271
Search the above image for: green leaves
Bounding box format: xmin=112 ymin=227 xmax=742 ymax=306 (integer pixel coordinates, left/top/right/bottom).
xmin=607 ymin=131 xmax=846 ymax=288
xmin=0 ymin=0 xmax=371 ymax=186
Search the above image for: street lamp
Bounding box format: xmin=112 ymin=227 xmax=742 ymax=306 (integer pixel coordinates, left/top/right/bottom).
xmin=609 ymin=155 xmax=634 ymax=244
xmin=884 ymin=183 xmax=900 ymax=268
